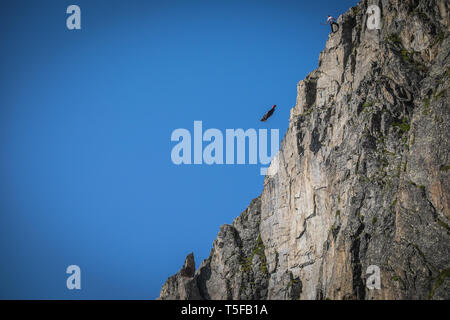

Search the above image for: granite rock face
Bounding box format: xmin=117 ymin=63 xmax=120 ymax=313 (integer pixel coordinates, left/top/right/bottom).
xmin=160 ymin=0 xmax=450 ymax=300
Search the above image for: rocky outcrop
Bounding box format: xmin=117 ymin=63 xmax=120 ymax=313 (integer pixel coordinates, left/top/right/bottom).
xmin=160 ymin=0 xmax=450 ymax=300
xmin=158 ymin=252 xmax=202 ymax=300
xmin=159 ymin=197 xmax=270 ymax=300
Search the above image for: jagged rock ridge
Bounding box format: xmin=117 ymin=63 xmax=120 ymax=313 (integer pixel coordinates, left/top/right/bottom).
xmin=159 ymin=0 xmax=450 ymax=300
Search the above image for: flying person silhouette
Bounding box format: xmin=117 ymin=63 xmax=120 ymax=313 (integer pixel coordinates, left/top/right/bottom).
xmin=260 ymin=105 xmax=277 ymax=122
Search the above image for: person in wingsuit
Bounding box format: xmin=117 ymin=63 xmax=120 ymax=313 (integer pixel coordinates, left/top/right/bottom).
xmin=260 ymin=105 xmax=276 ymax=122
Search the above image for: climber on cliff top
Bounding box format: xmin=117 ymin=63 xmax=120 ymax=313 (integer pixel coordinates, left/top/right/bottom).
xmin=324 ymin=15 xmax=339 ymax=33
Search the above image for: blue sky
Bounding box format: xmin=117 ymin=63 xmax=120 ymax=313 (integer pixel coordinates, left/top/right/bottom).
xmin=0 ymin=0 xmax=358 ymax=299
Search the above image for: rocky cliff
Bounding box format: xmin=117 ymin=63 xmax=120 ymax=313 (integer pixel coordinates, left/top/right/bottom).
xmin=159 ymin=0 xmax=450 ymax=300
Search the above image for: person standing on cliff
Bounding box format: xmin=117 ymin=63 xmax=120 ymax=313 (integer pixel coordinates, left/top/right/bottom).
xmin=325 ymin=15 xmax=339 ymax=33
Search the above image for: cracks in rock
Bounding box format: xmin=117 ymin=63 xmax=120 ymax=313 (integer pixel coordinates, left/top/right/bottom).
xmin=296 ymin=219 xmax=307 ymax=240
xmin=309 ymin=127 xmax=323 ymax=155
xmin=349 ymin=190 xmax=367 ymax=299
xmin=341 ymin=15 xmax=357 ymax=74
xmin=273 ymin=249 xmax=279 ymax=274
xmin=288 ymin=179 xmax=293 ymax=212
xmin=297 ymin=192 xmax=320 ymax=241
xmin=310 ymin=193 xmax=318 ymax=220
xmin=350 ymin=221 xmax=366 ymax=300
xmin=423 ymin=189 xmax=450 ymax=236
xmin=299 ymin=260 xmax=316 ymax=269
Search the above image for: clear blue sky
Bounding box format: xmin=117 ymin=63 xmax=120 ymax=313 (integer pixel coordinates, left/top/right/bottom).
xmin=0 ymin=0 xmax=358 ymax=299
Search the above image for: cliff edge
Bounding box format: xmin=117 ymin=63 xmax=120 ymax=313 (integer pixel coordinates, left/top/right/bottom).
xmin=160 ymin=0 xmax=450 ymax=300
